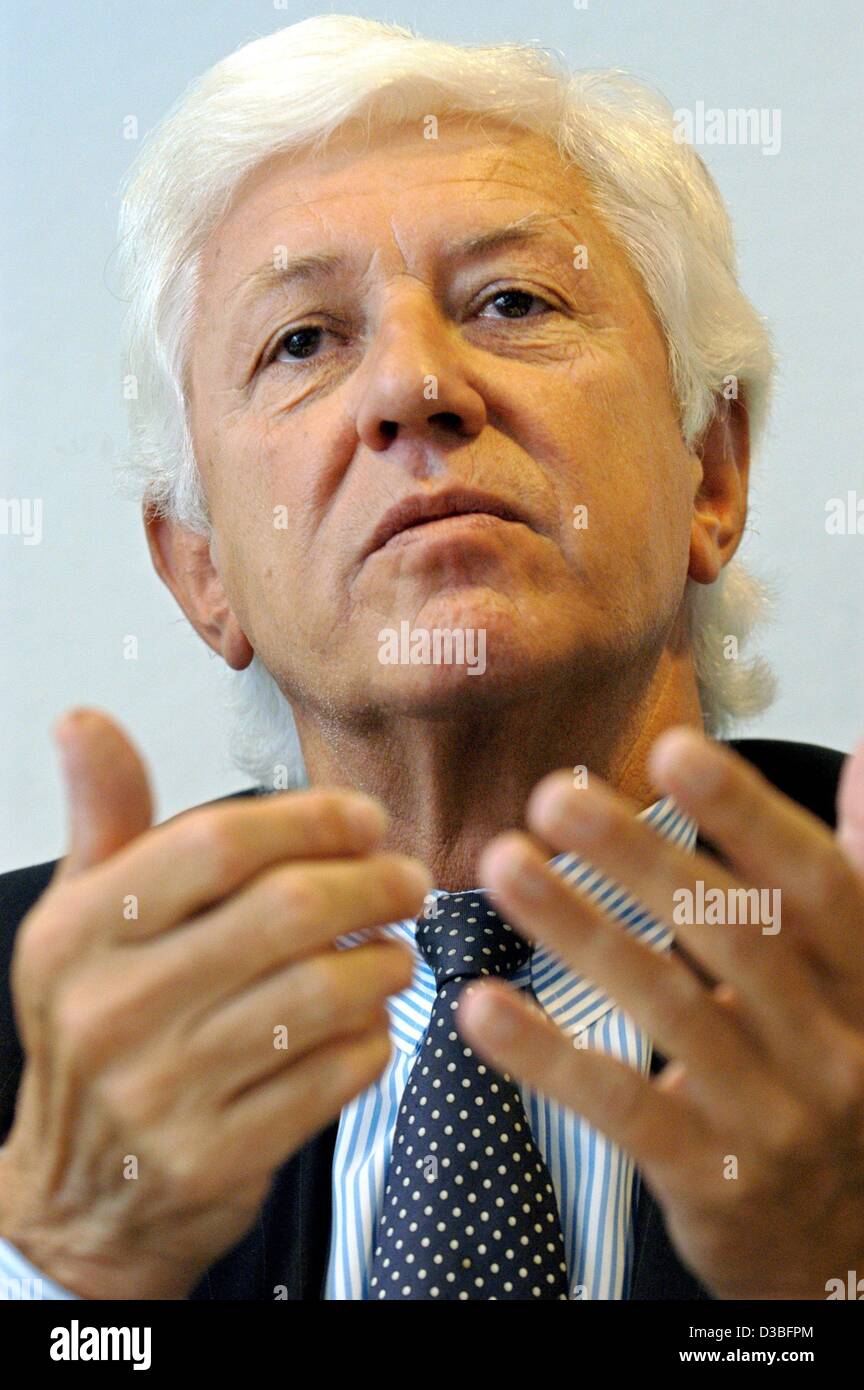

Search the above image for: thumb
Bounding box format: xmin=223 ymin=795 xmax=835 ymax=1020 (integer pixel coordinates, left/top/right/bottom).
xmin=52 ymin=708 xmax=154 ymax=881
xmin=837 ymin=737 xmax=864 ymax=878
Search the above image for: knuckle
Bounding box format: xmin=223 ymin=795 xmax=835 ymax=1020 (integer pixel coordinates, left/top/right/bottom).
xmin=294 ymin=957 xmax=341 ymax=1030
xmin=265 ymin=866 xmax=318 ymax=925
xmin=600 ymin=1065 xmax=646 ymax=1134
xmin=799 ymin=847 xmax=853 ymax=915
xmin=16 ymin=884 xmax=89 ymax=976
xmin=659 ymin=986 xmax=704 ymax=1041
xmin=762 ymin=1101 xmax=813 ymax=1165
xmin=17 ymin=914 xmax=62 ymax=975
xmin=54 ymin=979 xmax=113 ymax=1065
xmin=821 ymin=1044 xmax=864 ymax=1122
xmin=301 ymin=791 xmax=359 ymax=846
xmin=96 ymin=965 xmax=170 ymax=1042
xmin=177 ymin=811 xmax=245 ymax=891
xmin=96 ymin=1067 xmax=162 ymax=1128
xmin=584 ymin=916 xmax=627 ymax=970
xmin=159 ymin=1144 xmax=207 ymax=1203
xmin=713 ymin=928 xmax=753 ymax=971
xmin=11 ymin=929 xmax=52 ymax=1006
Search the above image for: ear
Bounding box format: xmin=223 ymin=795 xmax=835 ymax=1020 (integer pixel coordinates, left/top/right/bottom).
xmin=144 ymin=504 xmax=254 ymax=670
xmin=688 ymin=393 xmax=751 ymax=585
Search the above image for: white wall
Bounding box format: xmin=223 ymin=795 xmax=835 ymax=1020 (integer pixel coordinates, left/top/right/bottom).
xmin=2 ymin=0 xmax=862 ymax=871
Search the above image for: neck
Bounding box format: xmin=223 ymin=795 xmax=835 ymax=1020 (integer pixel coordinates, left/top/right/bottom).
xmin=292 ymin=643 xmax=704 ymax=892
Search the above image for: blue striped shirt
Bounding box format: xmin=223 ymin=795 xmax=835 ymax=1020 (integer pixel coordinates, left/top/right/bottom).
xmin=324 ymin=794 xmax=697 ymax=1300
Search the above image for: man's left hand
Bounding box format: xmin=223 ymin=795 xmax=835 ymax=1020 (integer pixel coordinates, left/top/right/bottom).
xmin=459 ymin=728 xmax=864 ymax=1300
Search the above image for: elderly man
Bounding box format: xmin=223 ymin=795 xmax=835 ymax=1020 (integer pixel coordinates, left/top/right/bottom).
xmin=1 ymin=16 xmax=863 ymax=1303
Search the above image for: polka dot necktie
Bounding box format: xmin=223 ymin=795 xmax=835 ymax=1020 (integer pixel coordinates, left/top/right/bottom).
xmin=368 ymin=890 xmax=570 ymax=1300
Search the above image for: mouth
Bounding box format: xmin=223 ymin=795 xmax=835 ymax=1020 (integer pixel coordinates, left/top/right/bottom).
xmin=364 ymin=488 xmax=532 ymax=560
xmin=379 ymin=511 xmax=525 ymax=553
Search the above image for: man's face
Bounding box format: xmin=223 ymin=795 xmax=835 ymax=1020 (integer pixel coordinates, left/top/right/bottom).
xmin=186 ymin=119 xmax=704 ymax=721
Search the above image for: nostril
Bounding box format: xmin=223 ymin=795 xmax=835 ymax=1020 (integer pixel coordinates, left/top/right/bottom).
xmin=430 ymin=411 xmax=462 ymax=432
xmin=379 ymin=420 xmax=398 ymax=440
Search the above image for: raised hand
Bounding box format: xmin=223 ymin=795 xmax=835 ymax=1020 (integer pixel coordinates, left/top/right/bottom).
xmin=0 ymin=710 xmax=430 ymax=1299
xmin=459 ymin=728 xmax=864 ymax=1300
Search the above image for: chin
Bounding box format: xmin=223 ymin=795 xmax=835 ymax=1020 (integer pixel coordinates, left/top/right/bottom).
xmin=369 ymin=624 xmax=579 ymax=719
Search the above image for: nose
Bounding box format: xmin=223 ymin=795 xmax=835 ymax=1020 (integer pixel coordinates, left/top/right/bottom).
xmin=354 ymin=286 xmax=487 ymax=453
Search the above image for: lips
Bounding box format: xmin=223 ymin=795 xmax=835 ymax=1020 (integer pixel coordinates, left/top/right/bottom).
xmin=364 ymin=487 xmax=531 ymax=559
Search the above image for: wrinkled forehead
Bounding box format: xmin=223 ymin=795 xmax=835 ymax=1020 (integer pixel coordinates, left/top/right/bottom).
xmin=222 ymin=117 xmax=572 ymax=223
xmin=194 ymin=119 xmax=630 ymax=303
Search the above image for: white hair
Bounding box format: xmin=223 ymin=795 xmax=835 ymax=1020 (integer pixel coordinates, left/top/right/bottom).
xmin=116 ymin=15 xmax=777 ymax=788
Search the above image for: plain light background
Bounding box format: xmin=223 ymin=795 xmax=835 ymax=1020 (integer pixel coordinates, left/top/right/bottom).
xmin=1 ymin=0 xmax=862 ymax=872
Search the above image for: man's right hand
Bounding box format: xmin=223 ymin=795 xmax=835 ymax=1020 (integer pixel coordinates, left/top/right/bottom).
xmin=0 ymin=710 xmax=431 ymax=1299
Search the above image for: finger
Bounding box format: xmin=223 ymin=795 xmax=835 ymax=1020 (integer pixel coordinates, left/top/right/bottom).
xmin=648 ymin=727 xmax=864 ymax=979
xmin=220 ymin=1026 xmax=394 ymax=1177
xmin=519 ymin=776 xmax=852 ymax=1103
xmin=477 ymin=833 xmax=791 ymax=1131
xmin=837 ymin=738 xmax=864 ymax=877
xmin=456 ymin=978 xmax=706 ymax=1172
xmin=52 ymin=709 xmax=153 ymax=882
xmin=134 ymin=852 xmax=431 ymax=1002
xmin=185 ymin=941 xmax=414 ymax=1097
xmin=62 ymin=786 xmax=393 ymax=941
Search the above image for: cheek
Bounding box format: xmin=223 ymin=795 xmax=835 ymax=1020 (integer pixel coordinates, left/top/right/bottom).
xmin=200 ymin=422 xmax=309 ymax=631
xmin=209 ymin=409 xmax=306 ymax=542
xmin=542 ymin=358 xmax=694 ymax=587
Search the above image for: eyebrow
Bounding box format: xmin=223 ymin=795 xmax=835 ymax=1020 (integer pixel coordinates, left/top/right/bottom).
xmin=230 ymin=211 xmax=568 ymax=310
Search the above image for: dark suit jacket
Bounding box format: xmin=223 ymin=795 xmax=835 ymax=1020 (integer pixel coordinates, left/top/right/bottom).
xmin=0 ymin=738 xmax=847 ymax=1299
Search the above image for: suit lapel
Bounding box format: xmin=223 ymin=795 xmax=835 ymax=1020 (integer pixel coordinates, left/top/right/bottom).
xmin=188 ymin=1121 xmax=338 ymax=1300
xmin=629 ymin=1042 xmax=712 ymax=1299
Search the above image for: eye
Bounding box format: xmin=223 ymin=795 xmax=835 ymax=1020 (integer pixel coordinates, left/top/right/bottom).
xmin=260 ymin=320 xmax=348 ymax=371
xmin=270 ymin=324 xmax=329 ymax=364
xmin=477 ymin=288 xmax=554 ymax=320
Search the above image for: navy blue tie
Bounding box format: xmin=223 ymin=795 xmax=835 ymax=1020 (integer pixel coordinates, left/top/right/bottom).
xmin=368 ymin=890 xmax=570 ymax=1300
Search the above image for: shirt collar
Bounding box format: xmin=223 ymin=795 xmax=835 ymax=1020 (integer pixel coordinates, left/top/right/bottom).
xmin=342 ymin=793 xmax=698 ymax=1054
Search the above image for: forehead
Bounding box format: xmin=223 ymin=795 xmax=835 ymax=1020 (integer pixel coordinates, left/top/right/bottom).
xmin=197 ymin=121 xmax=608 ymax=281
